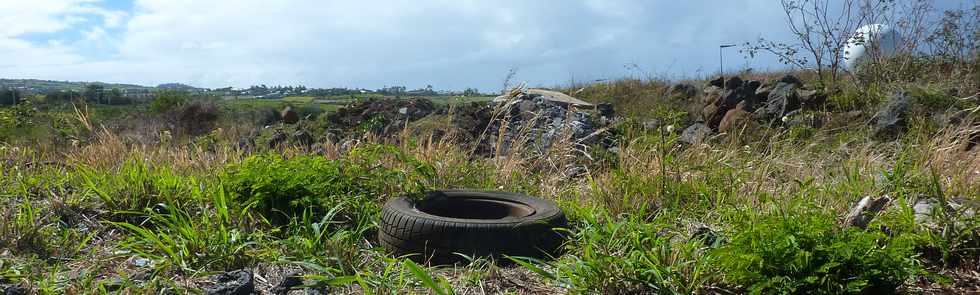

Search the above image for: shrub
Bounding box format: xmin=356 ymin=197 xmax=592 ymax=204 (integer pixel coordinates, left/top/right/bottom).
xmin=223 ymin=144 xmax=433 ymax=225
xmin=714 ymin=210 xmax=919 ymax=294
xmin=150 ymin=90 xmax=189 ymax=114
xmin=167 ymin=101 xmax=220 ymax=137
xmin=0 ymin=100 xmax=36 ymax=128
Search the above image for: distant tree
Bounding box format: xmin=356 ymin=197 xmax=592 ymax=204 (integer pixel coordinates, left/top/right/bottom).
xmin=0 ymin=88 xmax=20 ymax=106
xmin=378 ymin=86 xmax=406 ymax=95
xmin=84 ymin=84 xmax=105 ymax=104
xmin=249 ymin=85 xmax=270 ymax=95
xmin=462 ymin=88 xmax=480 ymax=97
xmin=44 ymin=90 xmax=81 ymax=103
xmin=741 ymin=0 xmax=891 ymax=88
xmin=107 ymin=88 xmax=124 ymax=105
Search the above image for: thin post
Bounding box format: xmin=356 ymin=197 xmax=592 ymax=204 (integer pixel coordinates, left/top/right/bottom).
xmin=719 ymin=44 xmax=736 ymax=79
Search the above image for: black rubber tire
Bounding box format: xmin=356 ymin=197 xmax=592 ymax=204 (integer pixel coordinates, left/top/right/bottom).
xmin=379 ymin=189 xmax=567 ymax=264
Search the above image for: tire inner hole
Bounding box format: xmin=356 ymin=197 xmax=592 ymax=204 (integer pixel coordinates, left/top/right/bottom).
xmin=416 ymin=198 xmax=535 ymax=220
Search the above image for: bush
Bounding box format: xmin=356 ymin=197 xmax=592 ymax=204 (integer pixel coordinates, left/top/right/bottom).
xmin=167 ymin=101 xmax=220 ymax=137
xmin=0 ymin=100 xmax=38 ymax=142
xmin=150 ymin=90 xmax=189 ymax=113
xmin=223 ymin=144 xmax=433 ymax=225
xmin=714 ymin=210 xmax=919 ymax=294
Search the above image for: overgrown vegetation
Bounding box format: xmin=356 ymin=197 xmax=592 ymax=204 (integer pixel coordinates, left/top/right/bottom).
xmin=1 ymin=1 xmax=977 ymax=293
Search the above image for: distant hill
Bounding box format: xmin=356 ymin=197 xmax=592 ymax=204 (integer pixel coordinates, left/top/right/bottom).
xmin=0 ymin=79 xmax=202 ymax=93
xmin=156 ymin=83 xmax=205 ymax=92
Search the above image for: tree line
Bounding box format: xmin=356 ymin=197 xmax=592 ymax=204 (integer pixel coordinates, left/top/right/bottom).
xmin=1 ymin=84 xmax=137 ymax=106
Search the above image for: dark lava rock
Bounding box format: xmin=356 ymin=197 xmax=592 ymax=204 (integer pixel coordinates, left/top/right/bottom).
xmin=679 ymin=123 xmax=712 ymax=144
xmin=745 ymin=80 xmax=762 ymax=93
xmin=724 ymin=76 xmax=743 ymax=90
xmin=704 ymin=76 xmax=762 ymax=130
xmin=754 ymin=83 xmax=774 ymax=101
xmin=201 ymin=269 xmax=253 ymax=295
xmin=765 ymin=81 xmax=802 ymax=120
xmin=799 ymin=89 xmax=828 ymax=109
xmin=272 ymin=271 xmax=303 ymax=295
xmin=779 ymin=74 xmax=804 ymax=87
xmin=482 ymin=91 xmax=605 ymax=155
xmin=709 ymin=76 xmax=725 ymax=88
xmin=670 ymin=83 xmax=699 ymax=99
xmin=691 ymin=86 xmax=724 ymax=122
xmin=966 ymin=130 xmax=980 ymax=151
xmin=516 ymin=100 xmax=537 ymax=120
xmin=324 ymin=98 xmax=437 ymax=137
xmin=688 ymin=221 xmax=723 ymax=247
xmin=3 ymin=284 xmax=27 ymax=295
xmin=870 ymin=92 xmax=911 ymax=139
xmin=597 ymin=102 xmax=615 ymax=119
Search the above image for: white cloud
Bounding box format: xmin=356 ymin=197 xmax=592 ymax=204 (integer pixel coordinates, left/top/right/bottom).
xmin=0 ymin=1 xmax=126 ymax=82
xmin=0 ymin=0 xmax=95 ymax=37
xmin=100 ymin=0 xmax=786 ymax=89
xmin=4 ymin=0 xmax=968 ymax=90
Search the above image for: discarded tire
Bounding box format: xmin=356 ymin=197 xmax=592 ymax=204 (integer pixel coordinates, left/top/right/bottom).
xmin=379 ymin=189 xmax=567 ymax=264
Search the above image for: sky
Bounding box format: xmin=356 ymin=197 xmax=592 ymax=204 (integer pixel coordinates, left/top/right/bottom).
xmin=0 ymin=0 xmax=973 ymax=91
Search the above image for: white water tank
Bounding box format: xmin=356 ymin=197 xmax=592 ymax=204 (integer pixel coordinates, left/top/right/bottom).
xmin=843 ymin=24 xmax=902 ymax=69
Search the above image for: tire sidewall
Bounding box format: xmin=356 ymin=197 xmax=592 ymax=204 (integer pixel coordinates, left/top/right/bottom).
xmin=383 ymin=189 xmax=563 ymax=225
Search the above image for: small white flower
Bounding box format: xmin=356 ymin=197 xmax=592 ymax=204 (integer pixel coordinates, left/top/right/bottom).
xmin=666 ymin=125 xmax=675 ymax=133
xmin=781 ymin=116 xmax=789 ymax=122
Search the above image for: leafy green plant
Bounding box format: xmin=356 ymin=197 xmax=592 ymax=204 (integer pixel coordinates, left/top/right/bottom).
xmin=278 ymin=205 xmax=371 ymax=275
xmin=404 ymin=260 xmax=455 ymax=295
xmin=714 ymin=209 xmax=919 ymax=294
xmin=224 ymin=144 xmax=433 ymax=225
xmin=0 ymin=201 xmax=54 ymax=257
xmin=77 ymin=159 xmax=196 ymax=215
xmin=512 ymin=212 xmax=717 ymax=294
xmin=113 ymin=184 xmax=264 ymax=273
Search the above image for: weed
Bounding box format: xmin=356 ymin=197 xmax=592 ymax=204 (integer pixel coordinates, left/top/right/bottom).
xmin=715 ymin=208 xmax=919 ymax=294
xmin=112 ymin=184 xmax=265 ymax=274
xmin=223 ymin=145 xmax=432 ymax=226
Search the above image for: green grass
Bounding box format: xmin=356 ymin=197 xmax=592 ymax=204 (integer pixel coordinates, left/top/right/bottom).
xmin=282 ymin=96 xmax=316 ymax=103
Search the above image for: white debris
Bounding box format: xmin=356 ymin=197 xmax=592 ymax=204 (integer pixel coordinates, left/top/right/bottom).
xmin=844 ymin=24 xmax=902 ymax=69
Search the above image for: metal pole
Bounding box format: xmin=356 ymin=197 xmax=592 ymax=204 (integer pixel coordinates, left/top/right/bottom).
xmin=719 ymin=44 xmax=736 ymax=79
xmin=719 ymin=47 xmax=724 ymax=78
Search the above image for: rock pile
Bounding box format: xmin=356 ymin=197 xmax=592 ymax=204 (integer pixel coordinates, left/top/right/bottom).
xmin=681 ymin=75 xmax=827 ymax=143
xmin=870 ymin=91 xmax=911 ymax=139
xmin=481 ymin=88 xmax=610 ymax=155
xmin=242 ymin=89 xmax=615 ymax=157
xmin=322 ymin=97 xmax=437 ymax=137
